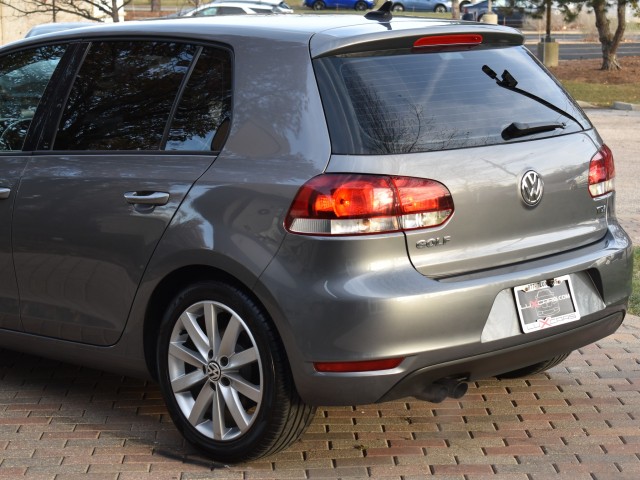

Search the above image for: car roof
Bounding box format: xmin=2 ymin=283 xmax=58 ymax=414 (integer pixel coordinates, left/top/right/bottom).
xmin=7 ymin=15 xmax=523 ymax=58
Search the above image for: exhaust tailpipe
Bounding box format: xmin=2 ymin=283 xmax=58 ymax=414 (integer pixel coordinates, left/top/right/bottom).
xmin=415 ymin=378 xmax=468 ymax=403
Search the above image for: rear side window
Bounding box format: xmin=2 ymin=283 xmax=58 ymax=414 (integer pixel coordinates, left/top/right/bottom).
xmin=314 ymin=47 xmax=590 ymax=155
xmin=54 ymin=41 xmax=196 ymax=150
xmin=0 ymin=45 xmax=65 ymax=152
xmin=53 ymin=41 xmax=232 ymax=152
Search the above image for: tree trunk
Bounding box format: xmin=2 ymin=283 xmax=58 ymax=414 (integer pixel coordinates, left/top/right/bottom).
xmin=593 ymin=0 xmax=626 ymax=71
xmin=151 ymin=0 xmax=161 ymax=12
xmin=451 ymin=0 xmax=459 ymax=20
xmin=112 ymin=0 xmax=120 ymax=22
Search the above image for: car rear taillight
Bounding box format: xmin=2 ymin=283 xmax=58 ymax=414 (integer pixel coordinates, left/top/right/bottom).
xmin=285 ymin=174 xmax=453 ymax=236
xmin=588 ymin=145 xmax=615 ymax=198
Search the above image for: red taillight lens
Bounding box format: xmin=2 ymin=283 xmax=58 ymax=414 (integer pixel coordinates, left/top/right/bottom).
xmin=413 ymin=34 xmax=482 ymax=49
xmin=285 ymin=174 xmax=454 ymax=236
xmin=588 ymin=145 xmax=615 ymax=198
xmin=392 ymin=177 xmax=454 ymax=231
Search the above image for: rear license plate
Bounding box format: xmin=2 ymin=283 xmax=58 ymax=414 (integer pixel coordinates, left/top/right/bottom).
xmin=514 ymin=275 xmax=580 ymax=334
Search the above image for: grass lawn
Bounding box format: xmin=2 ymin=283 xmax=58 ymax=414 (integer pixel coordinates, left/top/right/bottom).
xmin=561 ymin=81 xmax=640 ymax=107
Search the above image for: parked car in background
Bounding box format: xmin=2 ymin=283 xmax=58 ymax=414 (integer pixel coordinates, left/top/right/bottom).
xmin=173 ymin=0 xmax=293 ymax=16
xmin=391 ymin=0 xmax=451 ymax=12
xmin=0 ymin=12 xmax=632 ymax=464
xmin=303 ymin=0 xmax=374 ymax=10
xmin=462 ymin=0 xmax=529 ymax=27
xmin=24 ymin=22 xmax=98 ymax=38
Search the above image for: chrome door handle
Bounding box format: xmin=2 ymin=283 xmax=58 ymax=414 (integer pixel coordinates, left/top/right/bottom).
xmin=0 ymin=188 xmax=10 ymax=199
xmin=124 ymin=191 xmax=169 ymax=206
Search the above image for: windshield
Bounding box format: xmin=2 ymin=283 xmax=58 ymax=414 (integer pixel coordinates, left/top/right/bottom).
xmin=314 ymin=46 xmax=590 ymax=155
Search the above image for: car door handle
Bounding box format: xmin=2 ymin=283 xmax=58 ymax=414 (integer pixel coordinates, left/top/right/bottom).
xmin=124 ymin=191 xmax=170 ymax=206
xmin=0 ymin=188 xmax=10 ymax=199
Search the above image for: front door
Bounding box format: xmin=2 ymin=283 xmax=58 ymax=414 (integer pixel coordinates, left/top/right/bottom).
xmin=0 ymin=44 xmax=67 ymax=331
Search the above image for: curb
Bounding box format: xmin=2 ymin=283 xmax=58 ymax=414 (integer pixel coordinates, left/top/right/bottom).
xmin=577 ymin=100 xmax=640 ymax=111
xmin=612 ymin=101 xmax=640 ymax=111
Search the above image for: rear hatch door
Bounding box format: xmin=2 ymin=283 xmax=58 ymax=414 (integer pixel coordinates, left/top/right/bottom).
xmin=313 ymin=23 xmax=606 ymax=277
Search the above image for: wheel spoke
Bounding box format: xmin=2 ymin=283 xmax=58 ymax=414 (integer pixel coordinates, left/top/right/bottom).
xmin=171 ymin=370 xmax=206 ymax=394
xmin=228 ymin=347 xmax=258 ymax=369
xmin=218 ymin=314 xmax=242 ymax=357
xmin=203 ymin=302 xmax=221 ymax=354
xmin=220 ymin=383 xmax=250 ymax=431
xmin=180 ymin=311 xmax=209 ymax=359
xmin=188 ymin=382 xmax=214 ymax=426
xmin=211 ymin=385 xmax=226 ymax=440
xmin=169 ymin=342 xmax=205 ymax=368
xmin=226 ymin=372 xmax=261 ymax=403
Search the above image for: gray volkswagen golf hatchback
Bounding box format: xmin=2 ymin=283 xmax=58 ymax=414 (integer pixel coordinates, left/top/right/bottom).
xmin=0 ymin=10 xmax=632 ymax=463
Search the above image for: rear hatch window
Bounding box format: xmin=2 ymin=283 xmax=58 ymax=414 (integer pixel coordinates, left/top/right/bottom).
xmin=314 ymin=46 xmax=590 ymax=155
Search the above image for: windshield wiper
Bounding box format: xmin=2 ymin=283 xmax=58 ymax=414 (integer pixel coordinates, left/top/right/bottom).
xmin=482 ymin=65 xmax=585 ymax=131
xmin=501 ymin=121 xmax=565 ymax=140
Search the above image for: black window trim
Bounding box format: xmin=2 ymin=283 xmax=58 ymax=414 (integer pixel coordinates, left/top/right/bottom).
xmin=34 ymin=41 xmax=90 ymax=151
xmin=160 ymin=45 xmax=204 ymax=150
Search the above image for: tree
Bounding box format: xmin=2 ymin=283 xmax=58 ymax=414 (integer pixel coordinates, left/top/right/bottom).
xmin=0 ymin=0 xmax=132 ymax=23
xmin=529 ymin=0 xmax=639 ymax=71
xmin=451 ymin=0 xmax=459 ymax=19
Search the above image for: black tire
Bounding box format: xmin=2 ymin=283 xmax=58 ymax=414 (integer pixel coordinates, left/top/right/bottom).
xmin=497 ymin=353 xmax=572 ymax=379
xmin=391 ymin=3 xmax=405 ymax=12
xmin=354 ymin=0 xmax=367 ymax=10
xmin=434 ymin=4 xmax=447 ymax=13
xmin=312 ymin=0 xmax=325 ymax=10
xmin=156 ymin=280 xmax=315 ymax=463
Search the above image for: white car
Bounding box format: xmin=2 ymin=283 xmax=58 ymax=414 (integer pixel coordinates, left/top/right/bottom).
xmin=177 ymin=0 xmax=293 ymax=16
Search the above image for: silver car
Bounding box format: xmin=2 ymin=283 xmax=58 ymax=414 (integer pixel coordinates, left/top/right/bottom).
xmin=391 ymin=0 xmax=451 ymax=12
xmin=0 ymin=9 xmax=632 ymax=464
xmin=178 ymin=0 xmax=294 ymax=15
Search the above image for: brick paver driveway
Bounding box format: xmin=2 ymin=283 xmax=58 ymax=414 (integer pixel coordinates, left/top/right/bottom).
xmin=1 ymin=108 xmax=639 ymax=479
xmin=1 ymin=316 xmax=639 ymax=479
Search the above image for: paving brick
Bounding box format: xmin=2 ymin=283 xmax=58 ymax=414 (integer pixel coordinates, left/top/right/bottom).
xmin=432 ymin=464 xmax=494 ymax=475
xmin=1 ymin=313 xmax=639 ymax=478
xmin=306 ymin=466 xmax=368 ymax=478
xmin=365 ymin=446 xmax=424 ymax=456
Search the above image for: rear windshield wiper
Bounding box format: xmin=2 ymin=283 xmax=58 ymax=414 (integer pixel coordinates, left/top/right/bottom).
xmin=501 ymin=121 xmax=565 ymax=140
xmin=482 ymin=65 xmax=585 ymax=132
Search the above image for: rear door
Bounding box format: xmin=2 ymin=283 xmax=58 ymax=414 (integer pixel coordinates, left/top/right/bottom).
xmin=12 ymin=39 xmax=232 ymax=345
xmin=313 ymin=29 xmax=604 ymax=278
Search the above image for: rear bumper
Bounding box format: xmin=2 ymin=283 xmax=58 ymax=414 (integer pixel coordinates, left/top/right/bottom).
xmin=379 ymin=308 xmax=625 ymax=402
xmin=256 ymin=222 xmax=632 ymax=406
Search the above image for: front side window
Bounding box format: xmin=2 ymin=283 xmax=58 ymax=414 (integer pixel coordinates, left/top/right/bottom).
xmin=0 ymin=45 xmax=65 ymax=151
xmin=54 ymin=41 xmax=197 ymax=150
xmin=193 ymin=7 xmax=218 ymax=16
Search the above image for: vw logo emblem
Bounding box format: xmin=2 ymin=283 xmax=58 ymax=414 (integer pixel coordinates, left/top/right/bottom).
xmin=520 ymin=170 xmax=544 ymax=207
xmin=205 ymin=361 xmax=222 ymax=382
